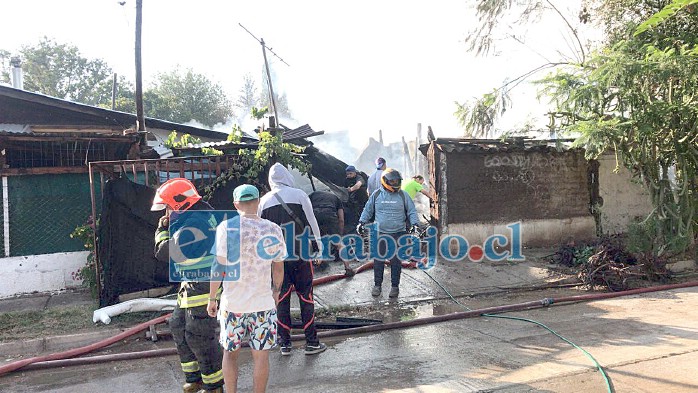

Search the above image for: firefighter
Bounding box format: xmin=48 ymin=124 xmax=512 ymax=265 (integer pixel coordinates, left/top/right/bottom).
xmin=152 ymin=178 xmax=223 ymax=393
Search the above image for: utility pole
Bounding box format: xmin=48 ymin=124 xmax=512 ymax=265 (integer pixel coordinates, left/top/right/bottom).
xmin=135 ymin=0 xmax=145 ymax=134
xmin=111 ymin=73 xmax=117 ymax=110
xmin=239 ymin=24 xmax=289 ymax=136
xmin=260 ymin=38 xmax=279 ymax=128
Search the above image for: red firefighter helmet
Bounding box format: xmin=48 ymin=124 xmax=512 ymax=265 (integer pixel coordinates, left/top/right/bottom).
xmin=151 ymin=178 xmax=201 ymax=211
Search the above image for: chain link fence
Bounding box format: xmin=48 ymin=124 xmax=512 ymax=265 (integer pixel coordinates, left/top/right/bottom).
xmin=0 ymin=181 xmax=4 ymax=257
xmin=6 ymin=174 xmax=97 ymax=257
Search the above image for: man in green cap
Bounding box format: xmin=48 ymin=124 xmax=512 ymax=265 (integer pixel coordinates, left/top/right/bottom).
xmin=208 ymin=184 xmax=286 ymax=393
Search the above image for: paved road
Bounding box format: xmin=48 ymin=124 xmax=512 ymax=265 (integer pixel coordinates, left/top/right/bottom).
xmin=3 ymin=286 xmax=697 ymax=392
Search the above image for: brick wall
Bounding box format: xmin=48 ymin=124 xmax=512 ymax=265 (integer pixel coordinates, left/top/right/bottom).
xmin=444 ymin=149 xmax=592 ymax=224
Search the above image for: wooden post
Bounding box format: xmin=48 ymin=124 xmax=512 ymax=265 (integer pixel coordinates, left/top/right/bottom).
xmin=88 ymin=164 xmax=101 ymax=298
xmin=111 ymin=73 xmax=117 ymax=111
xmin=261 ymin=39 xmax=279 ymax=132
xmin=402 ymin=136 xmax=411 ymax=177
xmin=308 ymin=173 xmax=316 ymax=192
xmin=135 ymin=0 xmax=145 ymax=134
xmin=414 ymin=123 xmax=421 ymax=175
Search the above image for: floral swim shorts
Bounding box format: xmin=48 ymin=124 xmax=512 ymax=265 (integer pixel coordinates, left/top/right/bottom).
xmin=219 ymin=308 xmax=278 ymax=351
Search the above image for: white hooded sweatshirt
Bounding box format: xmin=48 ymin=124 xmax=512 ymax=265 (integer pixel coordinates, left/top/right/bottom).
xmin=258 ymin=163 xmax=324 ymax=258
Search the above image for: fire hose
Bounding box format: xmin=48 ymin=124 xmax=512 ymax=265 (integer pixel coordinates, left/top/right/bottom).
xmin=2 ymin=267 xmax=697 ymax=376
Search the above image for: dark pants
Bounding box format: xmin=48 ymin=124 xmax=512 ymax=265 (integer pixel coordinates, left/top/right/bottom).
xmin=344 ymin=204 xmax=360 ymax=234
xmin=374 ymin=232 xmax=406 ymax=288
xmin=315 ymin=210 xmax=340 ymax=260
xmin=169 ymin=304 xmax=223 ymax=390
xmin=277 ymin=259 xmax=318 ymax=345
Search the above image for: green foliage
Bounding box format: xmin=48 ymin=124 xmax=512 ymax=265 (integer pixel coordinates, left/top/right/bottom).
xmin=540 ymin=40 xmax=698 ymax=257
xmin=165 ymin=131 xmax=223 ymax=156
xmin=455 ymin=88 xmax=511 ymax=138
xmin=461 ymin=1 xmax=698 ymax=258
xmin=251 ymin=106 xmax=269 ymax=121
xmin=203 ymin=130 xmax=310 ymax=200
xmin=589 ymin=0 xmax=698 ymax=48
xmin=96 ymin=76 xmax=136 ymax=113
xmin=0 ymin=49 xmax=11 ymax=84
xmin=18 ymin=37 xmax=115 ymax=106
xmin=463 ymin=0 xmax=548 ymax=57
xmin=226 ymin=124 xmax=244 ymax=143
xmin=145 ymin=67 xmax=233 ymax=127
xmin=70 ymin=222 xmax=98 ymax=299
xmin=635 ymin=0 xmax=698 ymax=35
xmin=627 ymin=216 xmax=691 ymax=256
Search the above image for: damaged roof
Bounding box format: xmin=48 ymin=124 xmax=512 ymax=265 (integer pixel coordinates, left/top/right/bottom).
xmin=0 ymin=85 xmax=229 ymax=140
xmin=172 ymin=124 xmax=325 ymax=152
xmin=419 ymin=137 xmax=579 ymax=156
xmin=0 ymin=130 xmax=139 ymax=142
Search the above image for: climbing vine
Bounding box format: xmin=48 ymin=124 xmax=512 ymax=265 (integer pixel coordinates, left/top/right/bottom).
xmin=165 ymin=130 xmax=223 ymax=156
xmin=70 ymin=218 xmax=99 ymax=299
xmin=203 ymin=130 xmax=310 ymax=200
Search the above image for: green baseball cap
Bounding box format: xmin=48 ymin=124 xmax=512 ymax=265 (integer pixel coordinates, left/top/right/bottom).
xmin=233 ymin=184 xmax=259 ymax=202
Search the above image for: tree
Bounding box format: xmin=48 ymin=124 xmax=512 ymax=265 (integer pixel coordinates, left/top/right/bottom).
xmin=235 ymin=73 xmax=258 ymax=122
xmin=108 ymin=77 xmax=137 ymax=113
xmin=0 ymin=50 xmax=11 ymax=84
xmin=461 ymin=0 xmax=698 ymax=258
xmin=19 ymin=37 xmax=114 ymax=105
xmin=538 ymin=4 xmax=698 ymax=257
xmin=144 ymin=67 xmax=233 ymax=127
xmin=455 ymin=1 xmax=586 ymax=137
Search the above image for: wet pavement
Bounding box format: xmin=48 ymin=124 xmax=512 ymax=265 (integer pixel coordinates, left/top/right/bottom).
xmin=3 ymin=287 xmax=698 ymax=392
xmin=2 ymin=253 xmax=698 ymax=392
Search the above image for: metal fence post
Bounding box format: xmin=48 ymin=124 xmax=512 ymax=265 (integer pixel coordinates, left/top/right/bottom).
xmin=88 ymin=163 xmax=101 ymax=297
xmin=2 ymin=176 xmax=9 ymax=257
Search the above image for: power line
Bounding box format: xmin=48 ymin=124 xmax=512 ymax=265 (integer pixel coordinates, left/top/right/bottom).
xmin=238 ymin=23 xmax=290 ymax=67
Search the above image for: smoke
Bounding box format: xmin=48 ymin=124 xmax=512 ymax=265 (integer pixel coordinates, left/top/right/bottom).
xmin=311 ymin=130 xmax=359 ymax=165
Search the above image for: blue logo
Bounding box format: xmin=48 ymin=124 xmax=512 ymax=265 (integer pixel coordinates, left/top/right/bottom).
xmin=168 ymin=210 xmax=239 ymax=282
xmin=165 ymin=209 xmax=526 ymax=281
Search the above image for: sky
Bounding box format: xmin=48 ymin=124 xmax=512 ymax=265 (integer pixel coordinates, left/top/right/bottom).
xmin=0 ymin=0 xmax=588 ymax=150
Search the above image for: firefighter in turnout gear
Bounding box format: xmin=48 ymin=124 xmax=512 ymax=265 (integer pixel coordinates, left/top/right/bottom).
xmin=152 ymin=178 xmax=224 ymax=393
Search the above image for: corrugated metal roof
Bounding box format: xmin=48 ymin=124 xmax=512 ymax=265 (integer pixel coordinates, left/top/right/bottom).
xmin=174 ymin=124 xmax=323 ymax=151
xmin=419 ymin=137 xmax=579 ymax=155
xmin=0 ymin=85 xmax=230 ymax=141
xmin=0 ymin=131 xmax=139 ymax=142
xmin=281 ymin=124 xmax=324 ymax=141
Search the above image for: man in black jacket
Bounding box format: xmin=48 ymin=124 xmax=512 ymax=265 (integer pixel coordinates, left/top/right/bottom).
xmin=309 ymin=189 xmax=355 ymax=276
xmin=258 ymin=163 xmax=327 ymax=356
xmin=344 ymin=165 xmax=368 ymax=233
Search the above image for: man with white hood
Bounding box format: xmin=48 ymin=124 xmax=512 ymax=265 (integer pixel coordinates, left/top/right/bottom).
xmin=258 ymin=163 xmax=327 ymax=356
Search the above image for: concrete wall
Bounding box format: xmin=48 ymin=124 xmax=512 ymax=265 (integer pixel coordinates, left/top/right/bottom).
xmin=597 ymin=154 xmax=653 ymax=234
xmin=429 ymin=146 xmax=597 ymax=247
xmin=444 ymin=149 xmax=591 ymax=223
xmin=444 ymin=217 xmax=596 ymax=250
xmin=0 ymin=251 xmax=87 ymax=298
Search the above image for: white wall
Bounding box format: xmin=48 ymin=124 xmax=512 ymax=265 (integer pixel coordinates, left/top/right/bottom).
xmin=445 ymin=217 xmax=596 ymax=250
xmin=0 ymin=252 xmax=87 ymax=298
xmin=597 ymin=154 xmax=653 ymax=234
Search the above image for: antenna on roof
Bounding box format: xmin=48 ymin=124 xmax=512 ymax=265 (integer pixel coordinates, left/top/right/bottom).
xmin=239 ymin=23 xmax=290 ymax=134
